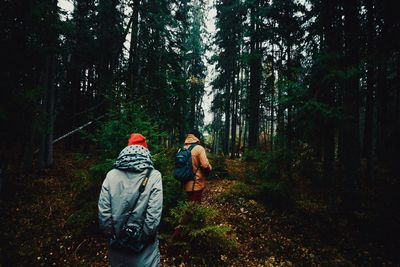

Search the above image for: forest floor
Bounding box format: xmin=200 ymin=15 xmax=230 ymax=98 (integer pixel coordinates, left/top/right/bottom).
xmin=161 ymin=159 xmax=399 ymax=266
xmin=1 ymin=147 xmax=399 ymax=266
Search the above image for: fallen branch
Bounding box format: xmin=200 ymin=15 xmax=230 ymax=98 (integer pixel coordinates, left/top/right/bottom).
xmin=34 ymin=115 xmax=106 ymax=154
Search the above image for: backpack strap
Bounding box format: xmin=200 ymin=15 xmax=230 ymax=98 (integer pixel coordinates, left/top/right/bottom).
xmin=187 ymin=144 xmax=199 ymax=191
xmin=188 ymin=144 xmax=197 ymax=151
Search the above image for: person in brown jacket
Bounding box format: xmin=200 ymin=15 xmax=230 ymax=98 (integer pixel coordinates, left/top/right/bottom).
xmin=183 ymin=129 xmax=212 ymax=202
xmin=169 ymin=130 xmax=212 ymax=242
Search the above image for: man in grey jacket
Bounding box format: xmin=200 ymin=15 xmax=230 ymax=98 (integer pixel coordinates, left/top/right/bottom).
xmin=98 ymin=133 xmax=163 ymax=267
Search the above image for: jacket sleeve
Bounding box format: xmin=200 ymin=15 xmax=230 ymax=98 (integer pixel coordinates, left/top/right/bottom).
xmin=98 ymin=176 xmax=113 ymax=237
xmin=198 ymin=146 xmax=212 ymax=171
xmin=141 ymin=171 xmax=163 ymax=243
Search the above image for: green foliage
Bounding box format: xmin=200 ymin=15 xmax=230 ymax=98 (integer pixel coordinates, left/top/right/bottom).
xmin=208 ymin=153 xmax=230 ymax=179
xmin=87 ymin=102 xmax=166 ymax=159
xmin=162 ymin=175 xmax=186 ymax=214
xmin=216 ymin=179 xmax=292 ymax=211
xmin=88 ymin=159 xmax=115 ymax=179
xmin=256 ymin=181 xmax=292 ymax=210
xmin=167 ymin=202 xmax=237 ymax=265
xmin=169 ymin=202 xmax=217 ymax=228
xmin=152 ymin=148 xmax=175 ymax=174
xmin=215 ymin=182 xmax=256 ymax=209
xmin=230 ymin=181 xmax=258 ymax=197
xmin=229 ymin=149 xmax=294 ymax=210
xmin=293 ymin=144 xmax=323 ymax=185
xmin=245 ymin=149 xmax=283 ymax=181
xmin=301 ymin=99 xmax=344 ymax=121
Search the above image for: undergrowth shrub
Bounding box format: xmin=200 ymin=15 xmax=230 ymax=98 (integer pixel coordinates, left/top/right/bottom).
xmin=293 ymin=144 xmax=323 ymax=186
xmin=244 ymin=149 xmax=283 ymax=181
xmin=256 ymin=181 xmax=293 ymax=210
xmin=232 ymin=181 xmax=256 ymax=196
xmin=241 ymin=149 xmax=293 ymax=210
xmin=216 ymin=180 xmax=292 ymax=211
xmin=162 ymin=175 xmax=185 ymax=215
xmin=166 ymin=202 xmax=237 ymax=265
xmin=208 ymin=153 xmax=229 ymax=179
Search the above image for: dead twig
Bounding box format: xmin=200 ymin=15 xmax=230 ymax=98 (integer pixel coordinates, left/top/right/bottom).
xmin=74 ymin=239 xmax=88 ymax=260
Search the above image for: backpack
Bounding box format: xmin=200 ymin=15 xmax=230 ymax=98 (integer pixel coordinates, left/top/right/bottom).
xmin=173 ymin=144 xmax=198 ymax=183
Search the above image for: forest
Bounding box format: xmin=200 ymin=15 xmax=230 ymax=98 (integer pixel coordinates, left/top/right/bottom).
xmin=0 ymin=0 xmax=399 ymax=266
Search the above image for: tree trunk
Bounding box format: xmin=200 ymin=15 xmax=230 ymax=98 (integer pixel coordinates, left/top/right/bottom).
xmin=248 ymin=5 xmax=261 ymax=149
xmin=39 ymin=55 xmax=50 ymax=172
xmin=342 ymin=0 xmax=361 ymax=209
xmin=363 ymin=0 xmax=375 ymax=181
xmin=286 ymin=43 xmax=293 ymax=180
xmin=238 ymin=113 xmax=243 ymax=157
xmin=127 ymin=0 xmax=141 ymax=99
xmin=223 ymin=82 xmax=231 ymax=155
xmin=39 ymin=0 xmax=58 ymax=171
xmin=320 ymin=0 xmax=338 ymax=185
xmin=270 ymin=51 xmax=275 ymax=152
xmin=230 ymin=71 xmax=238 ymax=158
xmin=277 ymin=47 xmax=285 ymax=149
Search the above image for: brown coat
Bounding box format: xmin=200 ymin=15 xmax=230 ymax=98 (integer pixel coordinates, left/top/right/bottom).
xmin=183 ymin=134 xmax=212 ymax=192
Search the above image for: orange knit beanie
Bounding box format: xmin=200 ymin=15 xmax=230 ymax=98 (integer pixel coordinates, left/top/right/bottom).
xmin=127 ymin=133 xmax=148 ymax=148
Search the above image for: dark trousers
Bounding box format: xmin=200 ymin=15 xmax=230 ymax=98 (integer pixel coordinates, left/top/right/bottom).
xmin=187 ymin=190 xmax=203 ymax=203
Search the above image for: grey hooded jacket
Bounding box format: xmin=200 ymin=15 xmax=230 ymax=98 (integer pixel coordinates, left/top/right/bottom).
xmin=98 ymin=167 xmax=163 ymax=267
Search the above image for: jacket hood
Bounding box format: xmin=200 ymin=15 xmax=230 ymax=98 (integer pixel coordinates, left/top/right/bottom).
xmin=114 ymin=145 xmax=153 ymax=172
xmin=184 ymin=134 xmax=200 ymax=144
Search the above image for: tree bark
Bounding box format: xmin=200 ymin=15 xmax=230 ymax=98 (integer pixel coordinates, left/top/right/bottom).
xmin=363 ymin=0 xmax=375 ymax=181
xmin=127 ymin=0 xmax=141 ymax=99
xmin=230 ymin=70 xmax=238 ymax=158
xmin=223 ymin=82 xmax=231 ymax=155
xmin=320 ymin=0 xmax=338 ymax=185
xmin=39 ymin=0 xmax=58 ymax=171
xmin=248 ymin=4 xmax=261 ymax=149
xmin=342 ymin=0 xmax=361 ymax=209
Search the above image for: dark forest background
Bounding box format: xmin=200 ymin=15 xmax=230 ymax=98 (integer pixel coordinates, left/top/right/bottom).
xmin=1 ymin=0 xmax=400 ymax=266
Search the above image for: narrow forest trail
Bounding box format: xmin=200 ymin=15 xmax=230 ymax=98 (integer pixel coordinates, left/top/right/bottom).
xmin=1 ymin=150 xmax=397 ymax=266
